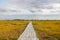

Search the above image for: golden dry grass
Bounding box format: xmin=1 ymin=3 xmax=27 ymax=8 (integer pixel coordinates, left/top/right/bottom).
xmin=0 ymin=20 xmax=60 ymax=40
xmin=32 ymin=20 xmax=60 ymax=40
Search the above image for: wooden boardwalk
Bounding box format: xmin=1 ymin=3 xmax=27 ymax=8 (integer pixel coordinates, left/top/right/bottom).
xmin=18 ymin=22 xmax=39 ymax=40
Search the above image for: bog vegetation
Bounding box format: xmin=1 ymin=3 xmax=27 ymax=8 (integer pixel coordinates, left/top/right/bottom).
xmin=0 ymin=20 xmax=60 ymax=40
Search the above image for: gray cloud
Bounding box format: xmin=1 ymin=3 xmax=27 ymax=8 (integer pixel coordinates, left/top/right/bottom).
xmin=7 ymin=0 xmax=60 ymax=8
xmin=0 ymin=0 xmax=60 ymax=20
xmin=0 ymin=14 xmax=60 ymax=20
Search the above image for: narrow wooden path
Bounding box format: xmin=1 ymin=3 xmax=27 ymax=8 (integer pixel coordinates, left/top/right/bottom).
xmin=18 ymin=22 xmax=39 ymax=40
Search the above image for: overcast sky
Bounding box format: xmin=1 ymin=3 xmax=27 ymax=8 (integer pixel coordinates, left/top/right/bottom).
xmin=0 ymin=0 xmax=60 ymax=20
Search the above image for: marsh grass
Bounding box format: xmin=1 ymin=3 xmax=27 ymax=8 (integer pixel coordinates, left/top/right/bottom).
xmin=0 ymin=20 xmax=60 ymax=40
